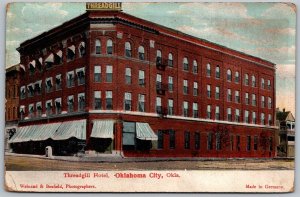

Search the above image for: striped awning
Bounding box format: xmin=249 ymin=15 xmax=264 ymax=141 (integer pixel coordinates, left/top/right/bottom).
xmin=136 ymin=122 xmax=158 ymax=140
xmin=52 ymin=119 xmax=86 ymax=140
xmin=90 ymin=120 xmax=114 ymax=139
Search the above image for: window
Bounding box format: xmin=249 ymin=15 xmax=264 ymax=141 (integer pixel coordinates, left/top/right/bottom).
xmin=106 ymin=91 xmax=113 ymax=110
xmin=207 ymin=105 xmax=211 ymax=119
xmin=216 ymin=66 xmax=220 ymax=79
xmin=254 ymin=136 xmax=258 ymax=151
xmin=107 ymin=39 xmax=113 ymax=54
xmin=138 ymin=46 xmax=145 ymax=60
xmin=261 ymin=113 xmax=265 ymax=125
xmin=45 ymin=78 xmax=53 ymax=93
xmin=207 ymin=132 xmax=213 ymax=150
xmin=157 ymin=130 xmax=164 ymax=149
xmin=244 ymin=110 xmax=249 ymax=123
xmin=215 ymin=86 xmax=220 ymax=100
xmin=45 ymin=53 xmax=54 ymax=68
xmin=235 ymin=91 xmax=240 ymax=103
xmin=252 ymin=94 xmax=256 ymax=106
xmin=94 ymin=66 xmax=101 ymax=82
xmin=170 ymin=130 xmax=175 ymax=149
xmin=236 ymin=135 xmax=241 ymax=151
xmin=138 ymin=94 xmax=145 ymax=112
xmin=184 ymin=131 xmax=190 ymax=149
xmin=78 ymin=93 xmax=85 ymax=112
xmin=55 ymin=75 xmax=62 ymax=90
xmin=95 ymin=39 xmax=101 ymax=54
xmin=227 ymin=89 xmax=232 ymax=102
xmin=227 ymin=69 xmax=232 ymax=81
xmin=252 ymin=112 xmax=257 ymax=124
xmin=29 ymin=60 xmax=36 ymax=75
xmin=67 ymin=95 xmax=74 ymax=112
xmin=34 ymin=81 xmax=42 ymax=95
xmin=246 ymin=136 xmax=251 ymax=151
xmin=67 ymin=45 xmax=75 ymax=61
xmin=168 ymin=53 xmax=173 ymax=67
xmin=94 ymin=91 xmax=101 ymax=110
xmin=235 ymin=109 xmax=240 ymax=122
xmin=36 ymin=102 xmax=42 ymax=117
xmin=156 ymin=74 xmax=162 ymax=90
xmin=156 ymin=97 xmax=162 ymax=114
xmin=46 ymin=100 xmax=52 ymax=115
xmin=261 ymin=78 xmax=265 ymax=89
xmin=261 ymin=96 xmax=265 ymax=108
xmin=195 ymin=132 xmax=200 ymax=150
xmin=245 ymin=93 xmax=249 ymax=105
xmin=268 ymin=114 xmax=272 ymax=125
xmin=235 ymin=71 xmax=240 ymax=83
xmin=193 ymin=103 xmax=198 ymax=118
xmin=124 ymin=92 xmax=132 ymax=111
xmin=78 ymin=41 xmax=86 ymax=57
xmin=215 ymin=106 xmax=220 ymax=120
xmin=168 ymin=99 xmax=174 ymax=115
xmin=28 ymin=104 xmax=34 ymax=118
xmin=55 ymin=98 xmax=62 ymax=114
xmin=20 ymin=106 xmax=25 ymax=120
xmin=20 ymin=86 xmax=26 ymax=99
xmin=125 ymin=42 xmax=132 ymax=57
xmin=216 ymin=132 xmax=221 ymax=150
xmin=156 ymin=50 xmax=162 ymax=64
xmin=268 ymin=97 xmax=272 ymax=109
xmin=267 ymin=80 xmax=271 ymax=90
xmin=207 ymin=85 xmax=211 ymax=98
xmin=244 ymin=74 xmax=249 ymax=85
xmin=106 ymin=65 xmax=113 ymax=82
xmin=76 ymin=67 xmax=85 ymax=85
xmin=67 ymin=71 xmax=75 ymax=87
xmin=168 ymin=76 xmax=174 ymax=92
xmin=193 ymin=82 xmax=198 ymax=96
xmin=183 ymin=57 xmax=189 ymax=71
xmin=193 ymin=60 xmax=198 ymax=73
xmin=183 ymin=101 xmax=189 ymax=117
xmin=252 ymin=75 xmax=256 ymax=87
xmin=227 ymin=108 xmax=232 ymax=121
xmin=125 ymin=67 xmax=132 ymax=84
xmin=206 ymin=64 xmax=212 ymax=78
xmin=183 ymin=80 xmax=188 ymax=94
xmin=139 ymin=70 xmax=145 ymax=86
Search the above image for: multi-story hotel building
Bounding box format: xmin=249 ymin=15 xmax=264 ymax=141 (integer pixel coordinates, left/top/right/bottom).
xmin=10 ymin=5 xmax=276 ymax=157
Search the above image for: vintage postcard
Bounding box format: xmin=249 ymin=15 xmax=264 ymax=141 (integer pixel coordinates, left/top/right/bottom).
xmin=4 ymin=1 xmax=295 ymax=192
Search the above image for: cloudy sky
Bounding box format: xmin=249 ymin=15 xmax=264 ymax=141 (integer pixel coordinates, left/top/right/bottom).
xmin=6 ymin=2 xmax=296 ymax=115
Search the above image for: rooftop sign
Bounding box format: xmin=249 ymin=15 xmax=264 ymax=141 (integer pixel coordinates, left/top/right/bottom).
xmin=86 ymin=2 xmax=122 ymax=11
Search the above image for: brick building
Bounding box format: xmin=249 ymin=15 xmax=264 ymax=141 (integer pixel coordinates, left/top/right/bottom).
xmin=9 ymin=7 xmax=276 ymax=157
xmin=5 ymin=64 xmax=20 ymax=151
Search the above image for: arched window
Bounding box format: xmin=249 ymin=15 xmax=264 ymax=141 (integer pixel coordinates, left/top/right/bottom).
xmin=78 ymin=41 xmax=86 ymax=57
xmin=156 ymin=50 xmax=162 ymax=64
xmin=244 ymin=74 xmax=249 ymax=85
xmin=235 ymin=71 xmax=240 ymax=83
xmin=125 ymin=42 xmax=132 ymax=57
xmin=95 ymin=39 xmax=101 ymax=54
xmin=106 ymin=39 xmax=113 ymax=54
xmin=206 ymin=63 xmax=211 ymax=76
xmin=216 ymin=66 xmax=220 ymax=79
xmin=252 ymin=75 xmax=256 ymax=87
xmin=227 ymin=69 xmax=232 ymax=81
xmin=193 ymin=60 xmax=198 ymax=73
xmin=168 ymin=53 xmax=173 ymax=67
xmin=138 ymin=46 xmax=145 ymax=60
xmin=183 ymin=57 xmax=188 ymax=71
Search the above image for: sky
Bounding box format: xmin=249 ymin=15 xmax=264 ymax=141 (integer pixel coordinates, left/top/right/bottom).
xmin=5 ymin=2 xmax=296 ymax=115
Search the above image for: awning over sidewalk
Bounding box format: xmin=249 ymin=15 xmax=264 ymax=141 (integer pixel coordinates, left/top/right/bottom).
xmin=90 ymin=120 xmax=114 ymax=139
xmin=52 ymin=119 xmax=86 ymax=140
xmin=136 ymin=122 xmax=158 ymax=140
xmin=9 ymin=125 xmax=36 ymax=143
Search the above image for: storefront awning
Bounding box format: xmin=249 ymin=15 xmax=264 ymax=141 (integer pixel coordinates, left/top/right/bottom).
xmin=91 ymin=120 xmax=114 ymax=139
xmin=9 ymin=125 xmax=36 ymax=143
xmin=136 ymin=122 xmax=158 ymax=140
xmin=52 ymin=119 xmax=86 ymax=140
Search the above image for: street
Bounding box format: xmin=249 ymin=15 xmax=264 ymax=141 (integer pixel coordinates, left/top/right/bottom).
xmin=5 ymin=155 xmax=294 ymax=171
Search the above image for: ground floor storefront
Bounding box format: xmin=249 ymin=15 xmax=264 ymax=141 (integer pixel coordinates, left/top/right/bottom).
xmin=9 ymin=113 xmax=276 ymax=158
